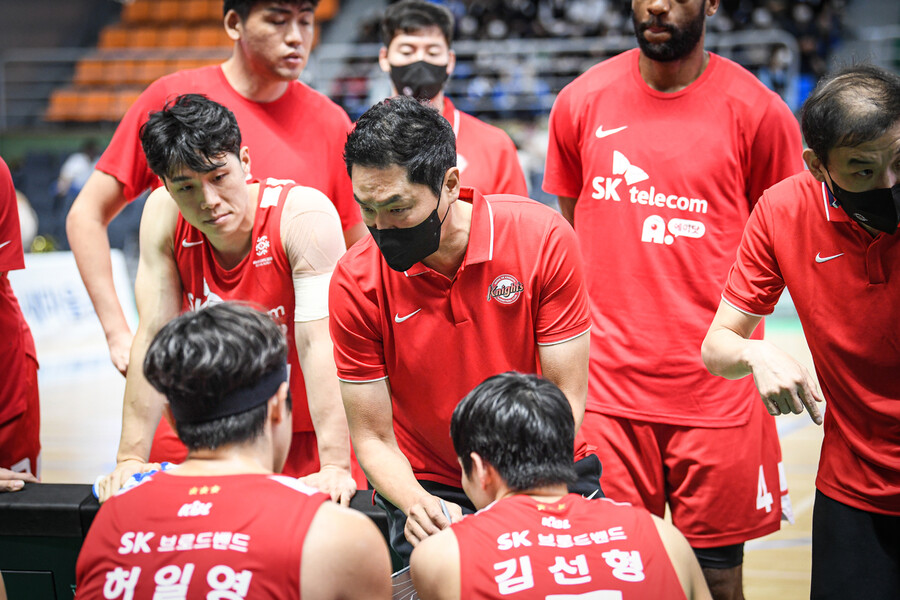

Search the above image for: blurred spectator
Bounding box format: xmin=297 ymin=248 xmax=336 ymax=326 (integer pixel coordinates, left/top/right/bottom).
xmin=56 ymin=139 xmax=99 ymax=200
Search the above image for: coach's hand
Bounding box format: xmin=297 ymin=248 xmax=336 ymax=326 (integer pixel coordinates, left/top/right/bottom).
xmin=107 ymin=330 xmax=133 ymax=376
xmin=748 ymin=343 xmax=825 ymax=425
xmin=299 ymin=465 xmax=357 ymax=506
xmin=0 ymin=468 xmax=38 ymax=492
xmin=404 ymin=494 xmax=463 ymax=546
xmin=96 ymin=459 xmax=158 ymax=503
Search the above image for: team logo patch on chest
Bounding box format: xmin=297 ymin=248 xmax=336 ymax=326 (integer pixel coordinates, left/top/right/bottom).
xmin=487 ymin=274 xmax=524 ymax=304
xmin=253 ymin=235 xmax=273 ymax=268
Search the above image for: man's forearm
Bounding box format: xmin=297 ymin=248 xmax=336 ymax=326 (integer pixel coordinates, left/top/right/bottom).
xmin=296 ymin=326 xmax=352 ymax=470
xmin=67 ymin=187 xmax=131 ymax=342
xmin=116 ymin=337 xmax=163 ymax=463
xmin=356 ymin=436 xmax=430 ymax=514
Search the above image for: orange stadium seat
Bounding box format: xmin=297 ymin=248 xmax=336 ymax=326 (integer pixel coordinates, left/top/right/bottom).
xmin=98 ymin=27 xmax=129 ymax=49
xmin=154 ymin=0 xmax=180 ymax=24
xmin=45 ymin=88 xmax=81 ymax=122
xmin=131 ymin=26 xmax=161 ymax=49
xmin=135 ymin=59 xmax=172 ymax=86
xmin=160 ymin=26 xmax=191 ymax=49
xmin=112 ymin=88 xmax=143 ymax=120
xmin=185 ymin=0 xmax=210 ymax=23
xmin=77 ymin=90 xmax=116 ymax=122
xmin=194 ymin=25 xmax=231 ymax=48
xmin=121 ymin=0 xmax=153 ymax=25
xmin=73 ymin=59 xmax=105 ymax=86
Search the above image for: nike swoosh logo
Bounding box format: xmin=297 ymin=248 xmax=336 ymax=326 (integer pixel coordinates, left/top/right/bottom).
xmin=394 ymin=309 xmax=421 ymax=323
xmin=182 ymin=240 xmax=204 ymax=248
xmin=0 ymin=241 xmax=10 ymax=250
xmin=595 ymin=125 xmax=628 ymax=139
xmin=815 ymin=252 xmax=844 ymax=263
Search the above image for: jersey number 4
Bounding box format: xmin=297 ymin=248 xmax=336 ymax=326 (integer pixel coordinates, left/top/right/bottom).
xmin=756 ymin=465 xmax=774 ymax=513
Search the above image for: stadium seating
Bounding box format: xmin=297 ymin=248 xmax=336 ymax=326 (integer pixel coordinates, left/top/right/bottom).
xmin=44 ymin=0 xmax=338 ymax=123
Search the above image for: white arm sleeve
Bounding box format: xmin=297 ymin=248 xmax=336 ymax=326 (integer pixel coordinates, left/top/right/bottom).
xmin=293 ymin=271 xmax=332 ymax=322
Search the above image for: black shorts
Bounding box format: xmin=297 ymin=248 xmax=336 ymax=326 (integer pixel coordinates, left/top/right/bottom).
xmin=811 ymin=490 xmax=900 ymax=600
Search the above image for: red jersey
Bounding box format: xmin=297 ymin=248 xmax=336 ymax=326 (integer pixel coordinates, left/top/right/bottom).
xmin=442 ymin=98 xmax=527 ymax=196
xmin=96 ymin=65 xmax=361 ymax=233
xmin=75 ymin=471 xmax=328 ymax=599
xmin=723 ymin=171 xmax=900 ymax=515
xmin=174 ymin=179 xmax=317 ymax=434
xmin=544 ymin=49 xmax=803 ymax=427
xmin=329 ymin=189 xmax=590 ymax=486
xmin=453 ymin=494 xmax=686 ymax=599
xmin=0 ymin=157 xmax=37 ymax=426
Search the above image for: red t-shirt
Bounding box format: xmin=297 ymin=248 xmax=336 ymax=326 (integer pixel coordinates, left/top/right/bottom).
xmin=442 ymin=98 xmax=527 ymax=196
xmin=543 ymin=49 xmax=803 ymax=427
xmin=0 ymin=157 xmax=37 ymax=426
xmin=75 ymin=471 xmax=328 ymax=600
xmin=453 ymin=494 xmax=686 ymax=599
xmin=723 ymin=171 xmax=900 ymax=515
xmin=96 ymin=65 xmax=360 ymax=233
xmin=329 ymin=189 xmax=590 ymax=486
xmin=174 ymin=179 xmax=325 ymax=435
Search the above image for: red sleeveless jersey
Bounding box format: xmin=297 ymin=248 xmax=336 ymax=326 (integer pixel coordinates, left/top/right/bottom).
xmin=453 ymin=494 xmax=687 ymax=599
xmin=173 ymin=178 xmax=310 ymax=433
xmin=76 ymin=472 xmax=328 ymax=599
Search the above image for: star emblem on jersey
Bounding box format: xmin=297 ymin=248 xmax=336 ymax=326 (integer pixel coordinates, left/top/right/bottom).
xmin=612 ymin=151 xmax=649 ymax=185
xmin=487 ymin=274 xmax=524 ymax=304
xmin=394 ymin=309 xmax=421 ymax=323
xmin=815 ymin=252 xmax=844 ymax=263
xmin=595 ymin=125 xmax=628 ymax=139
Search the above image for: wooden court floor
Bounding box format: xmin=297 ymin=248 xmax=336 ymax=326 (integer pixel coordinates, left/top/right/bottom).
xmin=37 ymin=318 xmax=822 ymax=599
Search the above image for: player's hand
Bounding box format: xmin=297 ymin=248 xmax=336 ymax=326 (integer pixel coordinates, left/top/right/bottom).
xmin=747 ymin=342 xmax=825 ymax=425
xmin=0 ymin=468 xmax=38 ymax=492
xmin=96 ymin=459 xmax=159 ymax=503
xmin=107 ymin=330 xmax=134 ymax=376
xmin=404 ymin=495 xmax=463 ymax=547
xmin=298 ymin=465 xmax=357 ymax=506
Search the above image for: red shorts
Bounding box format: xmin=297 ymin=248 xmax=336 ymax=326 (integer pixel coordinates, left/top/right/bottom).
xmin=148 ymin=418 xmax=367 ymax=487
xmin=584 ymin=397 xmax=788 ymax=547
xmin=0 ymin=356 xmax=40 ymax=477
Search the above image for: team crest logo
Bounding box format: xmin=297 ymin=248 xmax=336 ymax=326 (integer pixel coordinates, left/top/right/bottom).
xmin=255 ymin=235 xmax=270 ymax=257
xmin=487 ymin=274 xmax=524 ymax=304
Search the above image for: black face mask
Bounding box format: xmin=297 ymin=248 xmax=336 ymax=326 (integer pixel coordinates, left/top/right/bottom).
xmin=389 ymin=61 xmax=449 ymax=101
xmin=825 ymin=169 xmax=900 ymax=234
xmin=368 ymin=196 xmax=451 ymax=272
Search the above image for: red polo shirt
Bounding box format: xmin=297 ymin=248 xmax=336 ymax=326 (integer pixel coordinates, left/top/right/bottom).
xmin=723 ymin=170 xmax=900 ymax=515
xmin=329 ymin=188 xmax=590 ymax=486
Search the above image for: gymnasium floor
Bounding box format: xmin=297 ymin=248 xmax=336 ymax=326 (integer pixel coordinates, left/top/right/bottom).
xmin=37 ymin=316 xmax=822 ymax=599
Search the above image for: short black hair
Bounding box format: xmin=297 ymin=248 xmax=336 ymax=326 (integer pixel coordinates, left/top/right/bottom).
xmin=224 ymin=0 xmax=319 ymax=20
xmin=801 ymin=63 xmax=900 ymax=168
xmin=140 ymin=94 xmax=241 ymax=181
xmin=381 ymin=0 xmax=454 ymax=48
xmin=451 ymin=372 xmax=577 ymax=492
xmin=344 ymin=96 xmax=456 ymax=198
xmin=144 ymin=302 xmax=290 ymax=451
